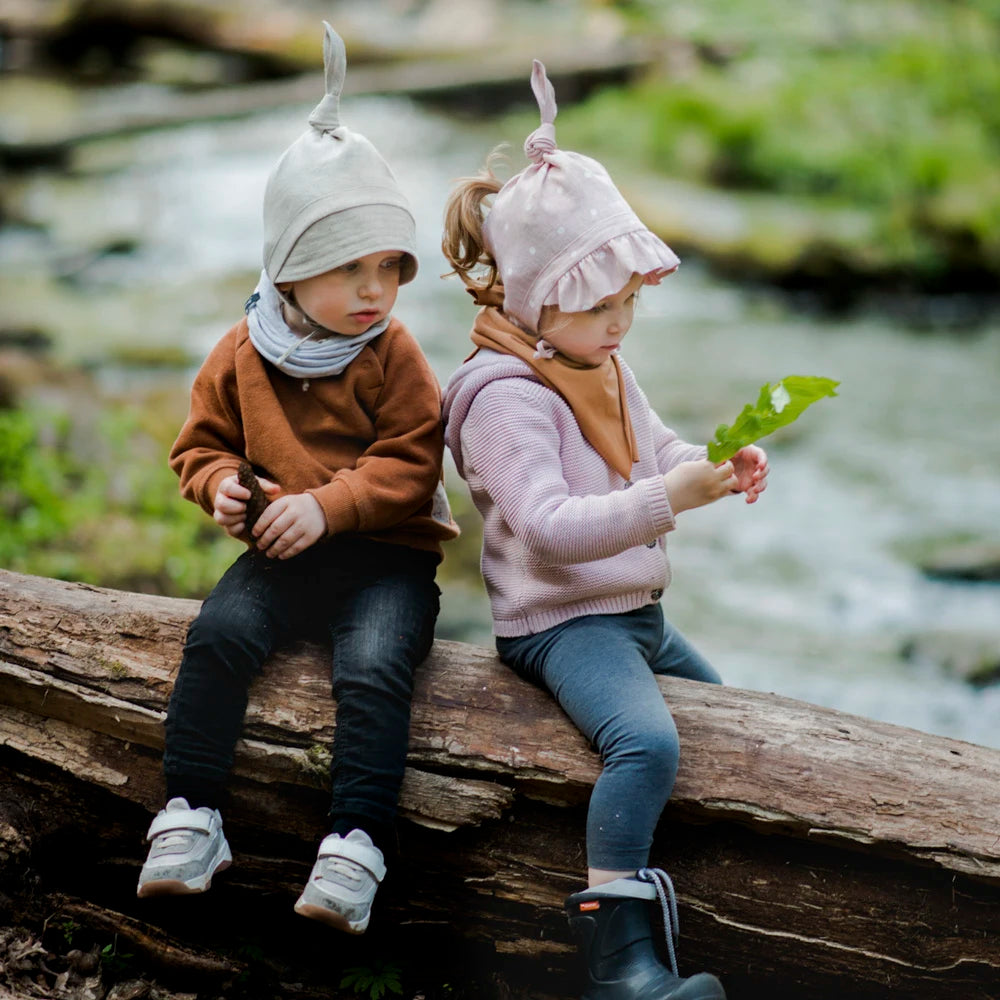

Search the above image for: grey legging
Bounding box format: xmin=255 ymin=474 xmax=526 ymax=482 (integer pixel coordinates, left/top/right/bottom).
xmin=497 ymin=604 xmax=720 ymax=871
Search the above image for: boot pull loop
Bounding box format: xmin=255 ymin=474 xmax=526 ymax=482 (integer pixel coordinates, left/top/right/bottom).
xmin=637 ymin=868 xmax=680 ymax=977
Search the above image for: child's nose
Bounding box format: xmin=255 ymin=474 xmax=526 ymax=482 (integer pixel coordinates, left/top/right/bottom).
xmin=610 ymin=304 xmax=633 ymax=333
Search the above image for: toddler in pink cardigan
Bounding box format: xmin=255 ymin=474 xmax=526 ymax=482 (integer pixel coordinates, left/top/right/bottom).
xmin=441 ymin=62 xmax=767 ymax=1000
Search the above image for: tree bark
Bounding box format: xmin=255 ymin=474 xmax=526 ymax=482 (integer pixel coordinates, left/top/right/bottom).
xmin=1 ymin=569 xmax=999 ymax=998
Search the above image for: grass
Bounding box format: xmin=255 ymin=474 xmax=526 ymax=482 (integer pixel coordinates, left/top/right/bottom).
xmin=0 ymin=400 xmax=236 ymax=597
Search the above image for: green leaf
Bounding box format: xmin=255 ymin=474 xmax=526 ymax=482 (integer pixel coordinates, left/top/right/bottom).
xmin=706 ymin=375 xmax=839 ymax=463
xmin=340 ymin=962 xmax=403 ymax=1000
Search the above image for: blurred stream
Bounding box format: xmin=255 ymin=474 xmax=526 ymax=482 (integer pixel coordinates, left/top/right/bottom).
xmin=3 ymin=93 xmax=999 ymax=747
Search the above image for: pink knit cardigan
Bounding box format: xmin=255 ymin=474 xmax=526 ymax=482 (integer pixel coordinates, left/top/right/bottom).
xmin=443 ymin=348 xmax=706 ymax=637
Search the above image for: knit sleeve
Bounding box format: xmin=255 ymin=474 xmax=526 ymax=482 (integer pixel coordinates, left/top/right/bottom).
xmin=307 ymin=325 xmax=445 ymax=535
xmin=460 ymin=379 xmax=675 ymax=564
xmin=168 ymin=328 xmax=247 ymax=518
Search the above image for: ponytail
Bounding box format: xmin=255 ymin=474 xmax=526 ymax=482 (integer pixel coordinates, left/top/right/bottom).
xmin=441 ymin=148 xmax=507 ymax=298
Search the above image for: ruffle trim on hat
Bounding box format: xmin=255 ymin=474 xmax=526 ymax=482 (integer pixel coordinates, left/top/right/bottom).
xmin=540 ymin=229 xmax=680 ymax=315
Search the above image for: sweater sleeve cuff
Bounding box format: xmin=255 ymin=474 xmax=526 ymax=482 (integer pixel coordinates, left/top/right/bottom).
xmin=309 ymin=481 xmax=361 ymax=537
xmin=639 ymin=474 xmax=676 ymax=535
xmin=202 ymin=469 xmax=232 ymax=513
xmin=187 ymin=465 xmax=238 ymax=518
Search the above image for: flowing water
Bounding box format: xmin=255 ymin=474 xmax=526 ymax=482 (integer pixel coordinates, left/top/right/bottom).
xmin=3 ymin=93 xmax=999 ymax=747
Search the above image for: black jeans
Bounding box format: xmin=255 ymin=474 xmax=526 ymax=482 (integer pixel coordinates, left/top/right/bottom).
xmin=163 ymin=536 xmax=440 ymax=847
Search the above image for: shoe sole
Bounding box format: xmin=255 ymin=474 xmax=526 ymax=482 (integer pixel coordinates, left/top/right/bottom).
xmin=582 ymin=973 xmax=725 ymax=1000
xmin=293 ymin=899 xmax=369 ymax=934
xmin=137 ymin=848 xmax=232 ymax=898
xmin=582 ymin=989 xmax=723 ymax=1000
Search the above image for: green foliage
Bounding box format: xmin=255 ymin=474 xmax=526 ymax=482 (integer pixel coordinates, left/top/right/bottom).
xmin=99 ymin=937 xmax=135 ymax=977
xmin=340 ymin=961 xmax=404 ymax=1000
xmin=554 ymin=0 xmax=1000 ymax=277
xmin=50 ymin=918 xmax=79 ymax=949
xmin=707 ymin=376 xmax=840 ymax=462
xmin=0 ymin=401 xmax=235 ymax=598
xmin=0 ymin=408 xmax=76 ymax=553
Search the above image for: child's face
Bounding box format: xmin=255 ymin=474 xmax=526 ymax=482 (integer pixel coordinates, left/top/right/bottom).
xmin=538 ymin=273 xmax=643 ymax=367
xmin=281 ymin=251 xmax=404 ymax=336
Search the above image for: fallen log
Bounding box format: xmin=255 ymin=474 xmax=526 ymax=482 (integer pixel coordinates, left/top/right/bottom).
xmin=1 ymin=568 xmax=999 ymax=998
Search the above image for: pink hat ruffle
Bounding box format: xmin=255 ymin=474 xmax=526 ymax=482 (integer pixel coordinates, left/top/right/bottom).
xmin=540 ymin=229 xmax=680 ymax=316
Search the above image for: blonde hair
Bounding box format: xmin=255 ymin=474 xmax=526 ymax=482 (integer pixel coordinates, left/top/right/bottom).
xmin=441 ymin=148 xmax=507 ymax=298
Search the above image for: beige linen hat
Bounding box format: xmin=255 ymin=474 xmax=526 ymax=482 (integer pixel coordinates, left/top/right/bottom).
xmin=262 ymin=23 xmax=418 ymax=285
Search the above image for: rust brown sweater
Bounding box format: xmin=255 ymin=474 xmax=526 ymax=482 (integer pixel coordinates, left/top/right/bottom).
xmin=169 ymin=316 xmax=458 ymax=557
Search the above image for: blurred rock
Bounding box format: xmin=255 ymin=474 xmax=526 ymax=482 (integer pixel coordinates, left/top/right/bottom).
xmin=0 ymin=328 xmax=51 ymax=354
xmin=919 ymin=542 xmax=1000 ymax=583
xmin=902 ymin=630 xmax=1000 ymax=687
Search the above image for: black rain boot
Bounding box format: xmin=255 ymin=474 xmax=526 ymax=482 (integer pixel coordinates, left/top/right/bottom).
xmin=565 ymin=869 xmax=726 ymax=1000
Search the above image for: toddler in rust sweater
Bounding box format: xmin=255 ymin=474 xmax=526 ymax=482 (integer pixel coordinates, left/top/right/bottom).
xmin=136 ymin=23 xmax=457 ymax=936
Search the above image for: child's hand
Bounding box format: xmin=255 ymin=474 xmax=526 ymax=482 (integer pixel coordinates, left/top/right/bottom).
xmin=252 ymin=492 xmax=327 ymax=559
xmin=730 ymin=445 xmax=769 ymax=504
xmin=213 ymin=473 xmax=280 ymax=538
xmin=663 ymin=460 xmax=739 ymax=515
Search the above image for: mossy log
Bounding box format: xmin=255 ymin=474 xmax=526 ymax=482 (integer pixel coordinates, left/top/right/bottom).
xmin=1 ymin=568 xmax=999 ymax=999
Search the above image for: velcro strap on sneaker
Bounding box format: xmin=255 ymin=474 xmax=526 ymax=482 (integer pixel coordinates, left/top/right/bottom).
xmin=317 ymin=834 xmax=386 ymax=882
xmin=147 ymin=809 xmax=215 ymax=840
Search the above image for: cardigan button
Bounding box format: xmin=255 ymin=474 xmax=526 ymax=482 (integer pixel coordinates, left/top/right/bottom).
xmin=646 ymin=540 xmax=657 ymax=548
xmin=651 ymin=589 xmax=663 ymax=601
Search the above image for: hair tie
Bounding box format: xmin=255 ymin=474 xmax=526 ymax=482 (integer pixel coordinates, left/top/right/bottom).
xmin=523 ymin=59 xmax=558 ymax=164
xmin=308 ymin=21 xmax=346 ymax=132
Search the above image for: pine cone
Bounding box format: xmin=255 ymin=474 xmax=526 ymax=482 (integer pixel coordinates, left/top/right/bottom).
xmin=237 ymin=461 xmax=269 ymax=541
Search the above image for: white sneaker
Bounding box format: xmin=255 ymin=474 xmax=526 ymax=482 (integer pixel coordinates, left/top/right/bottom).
xmin=136 ymin=797 xmax=232 ymax=898
xmin=293 ymin=829 xmax=386 ymax=933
